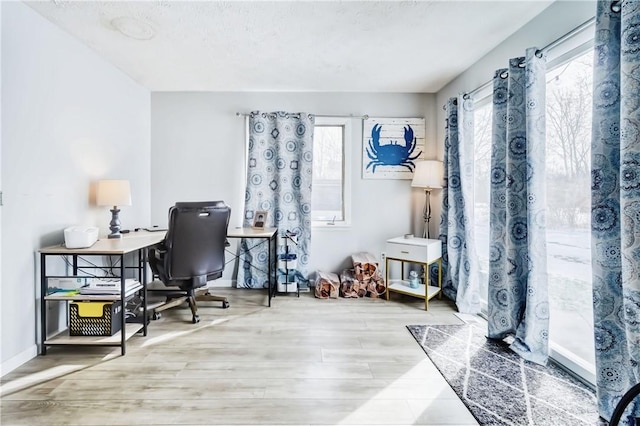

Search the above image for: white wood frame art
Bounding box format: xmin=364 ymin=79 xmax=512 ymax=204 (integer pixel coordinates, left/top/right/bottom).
xmin=362 ymin=117 xmax=426 ymax=179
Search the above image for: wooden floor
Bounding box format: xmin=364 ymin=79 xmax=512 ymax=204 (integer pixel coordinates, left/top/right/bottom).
xmin=1 ymin=289 xmax=478 ymax=425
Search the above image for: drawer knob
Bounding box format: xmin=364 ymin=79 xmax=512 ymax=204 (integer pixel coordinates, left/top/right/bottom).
xmin=401 ymin=250 xmax=409 ymax=254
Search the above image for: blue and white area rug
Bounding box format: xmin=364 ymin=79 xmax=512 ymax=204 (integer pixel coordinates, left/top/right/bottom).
xmin=407 ymin=324 xmax=603 ymax=425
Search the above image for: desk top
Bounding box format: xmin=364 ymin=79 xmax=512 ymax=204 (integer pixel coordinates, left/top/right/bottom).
xmin=40 ymin=227 xmax=277 ymax=255
xmin=39 ymin=231 xmax=165 ymax=255
xmin=227 ymin=226 xmax=277 ymax=238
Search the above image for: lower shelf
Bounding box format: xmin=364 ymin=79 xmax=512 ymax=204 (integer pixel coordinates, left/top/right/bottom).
xmin=387 ymin=280 xmax=441 ymax=300
xmin=44 ymin=323 xmax=143 ymax=346
xmin=277 ymin=281 xmax=298 ymax=293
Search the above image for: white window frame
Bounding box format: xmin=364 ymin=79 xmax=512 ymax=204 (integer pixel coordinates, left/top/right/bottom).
xmin=312 ymin=117 xmax=352 ymax=228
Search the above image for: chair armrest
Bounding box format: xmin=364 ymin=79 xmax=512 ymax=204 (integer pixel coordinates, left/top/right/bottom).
xmin=150 ymin=246 xmax=167 ymax=260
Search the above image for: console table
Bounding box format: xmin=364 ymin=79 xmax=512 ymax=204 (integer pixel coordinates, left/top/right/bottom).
xmin=385 ymin=236 xmax=442 ymax=310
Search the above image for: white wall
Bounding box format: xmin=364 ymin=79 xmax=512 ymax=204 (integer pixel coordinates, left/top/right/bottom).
xmin=0 ymin=0 xmax=3 ymax=377
xmin=150 ymin=92 xmax=437 ymax=276
xmin=436 ymin=0 xmax=596 ymax=149
xmin=1 ymin=2 xmax=151 ymax=373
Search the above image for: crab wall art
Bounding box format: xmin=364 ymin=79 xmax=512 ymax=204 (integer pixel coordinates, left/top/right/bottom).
xmin=362 ymin=117 xmax=426 ymax=179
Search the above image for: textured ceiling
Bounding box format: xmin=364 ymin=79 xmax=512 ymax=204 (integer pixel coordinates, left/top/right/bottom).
xmin=26 ymin=1 xmax=554 ymax=93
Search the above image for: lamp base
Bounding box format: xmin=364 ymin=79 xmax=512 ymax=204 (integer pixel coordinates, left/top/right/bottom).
xmin=108 ymin=207 xmax=122 ymax=239
xmin=422 ymin=189 xmax=432 ymax=239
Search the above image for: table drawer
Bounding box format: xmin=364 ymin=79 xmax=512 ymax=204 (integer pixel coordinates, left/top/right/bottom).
xmin=386 ymin=239 xmax=441 ymax=264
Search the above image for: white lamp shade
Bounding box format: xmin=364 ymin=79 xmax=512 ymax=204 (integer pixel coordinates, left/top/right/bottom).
xmin=96 ymin=180 xmax=132 ymax=207
xmin=411 ymin=160 xmax=443 ymax=189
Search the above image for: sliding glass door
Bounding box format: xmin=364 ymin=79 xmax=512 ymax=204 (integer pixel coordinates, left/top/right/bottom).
xmin=472 ymin=46 xmax=596 ymax=383
xmin=545 ymin=48 xmax=594 ymax=382
xmin=473 ymin=102 xmax=493 ymax=310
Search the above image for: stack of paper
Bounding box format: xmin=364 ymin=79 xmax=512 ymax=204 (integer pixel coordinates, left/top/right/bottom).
xmin=79 ymin=278 xmax=140 ymax=295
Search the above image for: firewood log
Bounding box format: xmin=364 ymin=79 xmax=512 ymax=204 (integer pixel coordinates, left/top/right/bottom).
xmin=314 ymin=271 xmax=339 ymax=299
xmin=339 ymin=269 xmax=362 ymax=298
xmin=351 ymin=252 xmax=380 ymax=283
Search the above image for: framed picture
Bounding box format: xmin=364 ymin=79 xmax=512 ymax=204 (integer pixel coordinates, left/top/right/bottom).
xmin=362 ymin=117 xmax=426 ymax=179
xmin=252 ymin=210 xmax=268 ymax=229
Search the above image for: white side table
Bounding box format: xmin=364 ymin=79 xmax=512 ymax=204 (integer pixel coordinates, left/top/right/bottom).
xmin=385 ymin=236 xmax=442 ymax=310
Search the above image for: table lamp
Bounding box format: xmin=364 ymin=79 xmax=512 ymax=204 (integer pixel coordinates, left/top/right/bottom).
xmin=96 ymin=179 xmax=132 ymax=239
xmin=411 ymin=161 xmax=443 ymax=239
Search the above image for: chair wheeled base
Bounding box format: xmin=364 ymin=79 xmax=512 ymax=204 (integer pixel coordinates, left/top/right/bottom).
xmin=147 ymin=282 xmax=230 ymax=323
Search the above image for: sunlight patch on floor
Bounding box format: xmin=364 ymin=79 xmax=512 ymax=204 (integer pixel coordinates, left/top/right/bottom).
xmin=140 ymin=318 xmax=229 ymax=347
xmin=337 ymin=358 xmax=436 ymax=424
xmin=0 ymin=364 xmax=86 ymax=396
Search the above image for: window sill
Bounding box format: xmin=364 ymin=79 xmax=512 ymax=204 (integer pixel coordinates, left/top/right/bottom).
xmin=312 ymin=222 xmax=352 ymax=230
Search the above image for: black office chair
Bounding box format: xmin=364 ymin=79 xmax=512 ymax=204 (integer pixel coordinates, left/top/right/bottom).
xmin=148 ymin=201 xmax=231 ymax=323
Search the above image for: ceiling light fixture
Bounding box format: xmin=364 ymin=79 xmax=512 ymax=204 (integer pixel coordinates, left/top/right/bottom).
xmin=110 ymin=16 xmax=156 ymax=41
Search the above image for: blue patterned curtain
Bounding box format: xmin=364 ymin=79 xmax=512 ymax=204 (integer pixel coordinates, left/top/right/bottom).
xmin=238 ymin=111 xmax=314 ymax=289
xmin=439 ymin=95 xmax=481 ymax=314
xmin=487 ymin=48 xmax=550 ymax=365
xmin=591 ymin=1 xmax=640 ymax=421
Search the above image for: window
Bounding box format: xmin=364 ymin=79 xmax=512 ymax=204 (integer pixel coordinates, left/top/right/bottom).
xmin=312 ymin=117 xmax=351 ymax=227
xmin=545 ymin=47 xmax=595 ymax=383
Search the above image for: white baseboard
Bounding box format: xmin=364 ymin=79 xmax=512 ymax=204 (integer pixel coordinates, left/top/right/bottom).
xmin=1 ymin=344 xmax=38 ymax=378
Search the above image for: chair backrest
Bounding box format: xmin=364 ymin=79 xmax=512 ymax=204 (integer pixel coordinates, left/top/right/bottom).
xmin=163 ymin=201 xmax=231 ymax=288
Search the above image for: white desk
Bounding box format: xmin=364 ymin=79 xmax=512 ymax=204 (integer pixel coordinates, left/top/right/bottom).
xmin=227 ymin=226 xmax=277 ymax=239
xmin=129 ymin=226 xmax=279 ymax=307
xmin=39 ymin=231 xmax=165 ymax=355
xmin=226 ymin=227 xmax=278 ymax=306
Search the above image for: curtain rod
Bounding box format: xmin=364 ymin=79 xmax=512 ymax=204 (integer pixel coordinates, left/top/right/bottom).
xmin=462 ymin=16 xmax=596 ymax=100
xmin=236 ymin=112 xmax=370 ymax=120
